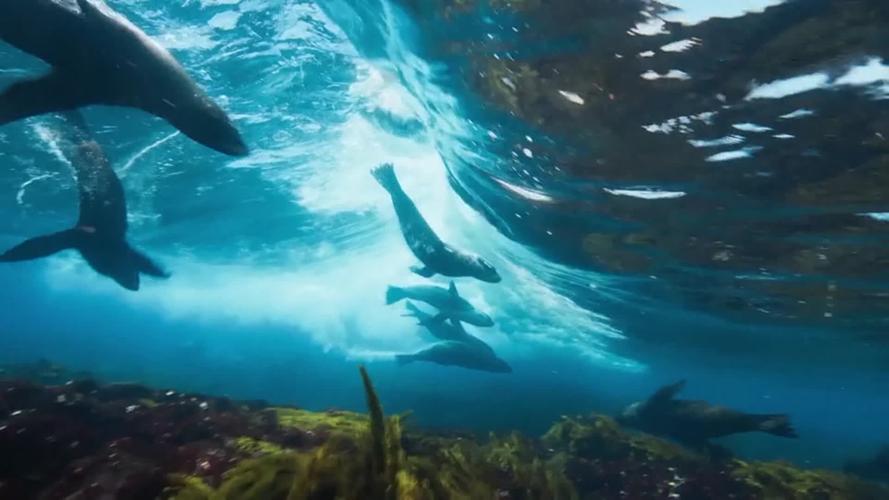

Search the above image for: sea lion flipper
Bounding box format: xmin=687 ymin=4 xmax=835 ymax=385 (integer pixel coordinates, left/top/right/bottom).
xmin=649 ymin=380 xmax=686 ymax=405
xmin=410 ymin=265 xmax=435 ymax=278
xmin=0 ymin=71 xmax=94 ymax=126
xmin=402 ymin=301 xmax=430 ymax=325
xmin=129 ymin=246 xmax=170 ymax=279
xmin=0 ymin=229 xmax=81 ymax=262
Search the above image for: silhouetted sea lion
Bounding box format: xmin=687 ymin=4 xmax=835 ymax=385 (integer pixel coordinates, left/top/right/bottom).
xmin=396 ymin=302 xmax=510 ymax=373
xmin=617 ymin=380 xmax=798 ymax=446
xmin=371 ymin=163 xmax=500 ymax=283
xmin=395 ymin=341 xmax=512 ymax=373
xmin=386 ymin=281 xmax=494 ymax=327
xmin=0 ymin=0 xmax=247 ymax=156
xmin=0 ymin=112 xmax=168 ymax=290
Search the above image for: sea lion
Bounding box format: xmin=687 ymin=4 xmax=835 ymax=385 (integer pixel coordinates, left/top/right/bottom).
xmin=617 ymin=380 xmax=798 ymax=446
xmin=0 ymin=0 xmax=247 ymax=156
xmin=0 ymin=111 xmax=169 ymax=290
xmin=371 ymin=163 xmax=500 ymax=283
xmin=386 ymin=281 xmax=494 ymax=327
xmin=396 ymin=302 xmax=510 ymax=373
xmin=395 ymin=341 xmax=512 ymax=373
xmin=403 ymin=301 xmax=489 ymax=347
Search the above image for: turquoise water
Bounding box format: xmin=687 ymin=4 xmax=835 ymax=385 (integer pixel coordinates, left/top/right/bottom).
xmin=1 ymin=0 xmax=888 ymax=472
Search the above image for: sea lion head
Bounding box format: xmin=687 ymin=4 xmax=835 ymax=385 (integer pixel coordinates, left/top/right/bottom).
xmin=488 ymin=356 xmax=513 ymax=373
xmin=471 ymin=256 xmax=501 ymax=283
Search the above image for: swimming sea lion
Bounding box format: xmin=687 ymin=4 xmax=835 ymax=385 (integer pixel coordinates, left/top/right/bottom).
xmin=0 ymin=112 xmax=169 ymax=290
xmin=386 ymin=281 xmax=494 ymax=327
xmin=395 ymin=340 xmax=512 ymax=373
xmin=396 ymin=302 xmax=510 ymax=373
xmin=617 ymin=380 xmax=798 ymax=446
xmin=371 ymin=163 xmax=500 ymax=283
xmin=0 ymin=0 xmax=247 ymax=156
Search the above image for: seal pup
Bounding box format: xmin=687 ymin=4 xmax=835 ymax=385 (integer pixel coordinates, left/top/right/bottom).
xmin=386 ymin=281 xmax=494 ymax=327
xmin=0 ymin=0 xmax=247 ymax=156
xmin=0 ymin=111 xmax=169 ymax=291
xmin=617 ymin=380 xmax=798 ymax=446
xmin=371 ymin=163 xmax=500 ymax=283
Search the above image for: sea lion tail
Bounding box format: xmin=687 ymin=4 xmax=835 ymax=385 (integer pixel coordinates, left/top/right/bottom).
xmin=395 ymin=354 xmax=415 ymax=366
xmin=386 ymin=286 xmax=407 ymax=305
xmin=755 ymin=414 xmax=798 ymax=438
xmin=0 ymin=229 xmax=82 ymax=262
xmin=371 ymin=163 xmax=400 ymax=193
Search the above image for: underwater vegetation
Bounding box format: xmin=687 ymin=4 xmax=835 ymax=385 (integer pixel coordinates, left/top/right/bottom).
xmin=1 ymin=364 xmax=886 ymax=499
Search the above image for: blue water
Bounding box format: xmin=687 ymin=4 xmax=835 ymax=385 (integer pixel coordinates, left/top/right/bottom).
xmin=1 ymin=0 xmax=888 ymax=471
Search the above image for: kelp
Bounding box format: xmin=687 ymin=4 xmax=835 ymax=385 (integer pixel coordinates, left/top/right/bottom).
xmin=0 ymin=368 xmax=885 ymax=499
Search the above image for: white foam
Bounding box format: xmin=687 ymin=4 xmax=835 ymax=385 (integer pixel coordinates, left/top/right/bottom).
xmin=641 ymin=69 xmax=691 ymax=81
xmin=604 ymin=188 xmax=686 ymax=200
xmin=200 ymin=0 xmax=240 ymax=6
xmin=733 ymin=123 xmax=772 ymax=133
xmin=661 ymin=0 xmax=785 ymax=25
xmin=119 ymin=132 xmax=180 ymax=175
xmin=747 ymin=59 xmax=889 ymax=100
xmin=835 ymin=58 xmax=889 ymax=86
xmin=706 ymin=147 xmax=761 ymax=162
xmin=660 ymin=38 xmax=699 ymax=53
xmin=861 ymin=212 xmax=889 ymax=222
xmin=156 ymin=26 xmax=217 ymax=51
xmin=780 ymin=109 xmax=814 ymax=119
xmin=494 ymin=178 xmax=554 ymax=202
xmin=630 ymin=17 xmax=667 ymax=36
xmin=208 ymin=11 xmax=241 ymax=30
xmin=746 ymin=73 xmax=829 ymax=100
xmin=558 ymin=90 xmax=585 ymax=105
xmin=277 ymin=2 xmax=335 ymax=41
xmin=688 ymin=135 xmax=745 ymax=148
xmin=16 ymin=174 xmax=56 ymax=205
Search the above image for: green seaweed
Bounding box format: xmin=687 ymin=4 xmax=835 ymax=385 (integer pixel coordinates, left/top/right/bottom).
xmin=155 ymin=371 xmax=888 ymax=500
xmin=274 ymin=408 xmax=369 ymax=439
xmin=165 ymin=475 xmax=214 ymax=500
xmin=233 ymin=437 xmax=284 ymax=456
xmin=360 ymin=365 xmax=387 ymax=481
xmin=733 ymin=460 xmax=889 ymax=500
xmin=216 ymin=453 xmax=302 ymax=500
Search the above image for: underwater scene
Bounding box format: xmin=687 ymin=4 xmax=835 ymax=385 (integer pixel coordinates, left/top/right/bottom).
xmin=0 ymin=0 xmax=888 ymax=498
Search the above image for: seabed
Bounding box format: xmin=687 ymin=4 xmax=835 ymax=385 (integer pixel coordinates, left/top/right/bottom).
xmin=0 ymin=362 xmax=885 ymax=499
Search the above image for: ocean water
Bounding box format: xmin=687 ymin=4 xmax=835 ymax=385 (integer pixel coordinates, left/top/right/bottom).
xmin=0 ymin=0 xmax=887 ymax=475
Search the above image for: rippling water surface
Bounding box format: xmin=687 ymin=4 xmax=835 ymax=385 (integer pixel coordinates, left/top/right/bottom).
xmin=1 ymin=0 xmax=888 ymax=469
